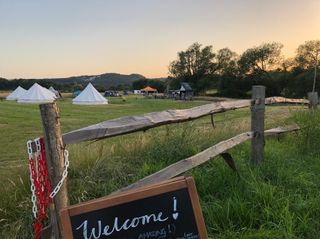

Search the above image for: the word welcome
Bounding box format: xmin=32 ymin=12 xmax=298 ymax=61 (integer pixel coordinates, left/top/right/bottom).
xmin=76 ymin=212 xmax=169 ymax=239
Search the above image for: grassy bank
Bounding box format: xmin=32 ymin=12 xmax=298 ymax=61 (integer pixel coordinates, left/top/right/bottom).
xmin=1 ymin=97 xmax=319 ymax=238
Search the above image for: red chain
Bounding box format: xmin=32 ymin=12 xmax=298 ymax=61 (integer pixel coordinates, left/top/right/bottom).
xmin=28 ymin=138 xmax=52 ymax=239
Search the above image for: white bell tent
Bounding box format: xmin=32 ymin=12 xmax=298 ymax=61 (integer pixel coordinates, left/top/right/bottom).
xmin=72 ymin=83 xmax=108 ymax=105
xmin=6 ymin=86 xmax=27 ymax=101
xmin=49 ymin=86 xmax=60 ymax=98
xmin=18 ymin=83 xmax=56 ymax=103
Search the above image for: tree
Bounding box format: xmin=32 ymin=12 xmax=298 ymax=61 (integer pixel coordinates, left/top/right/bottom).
xmin=281 ymin=57 xmax=295 ymax=72
xmin=238 ymin=42 xmax=283 ymax=75
xmin=215 ymin=48 xmax=239 ymax=96
xmin=169 ymin=43 xmax=217 ymax=92
xmin=147 ymin=79 xmax=166 ymax=93
xmin=215 ymin=48 xmax=238 ymax=75
xmin=132 ymin=78 xmax=148 ymax=90
xmin=295 ymin=40 xmax=320 ymax=92
xmin=169 ymin=43 xmax=216 ymax=78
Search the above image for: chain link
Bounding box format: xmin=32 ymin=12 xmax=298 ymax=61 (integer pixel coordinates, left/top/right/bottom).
xmin=49 ymin=149 xmax=69 ymax=199
xmin=27 ymin=140 xmax=33 ymax=155
xmin=35 ymin=138 xmax=41 ymax=151
xmin=27 ymin=140 xmax=38 ymax=218
xmin=29 ymin=165 xmax=38 ymax=218
xmin=27 ymin=137 xmax=70 ymax=235
xmin=28 ymin=138 xmax=68 ymax=239
xmin=34 ymin=138 xmax=40 ymax=180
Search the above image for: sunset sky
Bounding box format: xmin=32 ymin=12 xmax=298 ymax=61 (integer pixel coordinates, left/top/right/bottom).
xmin=1 ymin=0 xmax=319 ymax=79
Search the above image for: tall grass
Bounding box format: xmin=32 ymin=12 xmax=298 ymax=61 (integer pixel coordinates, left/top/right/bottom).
xmin=66 ymin=109 xmax=320 ymax=239
xmin=1 ymin=106 xmax=320 ymax=238
xmin=0 ymin=172 xmax=34 ymax=238
xmin=293 ymin=109 xmax=320 ymax=155
xmin=66 ymin=120 xmax=245 ymax=204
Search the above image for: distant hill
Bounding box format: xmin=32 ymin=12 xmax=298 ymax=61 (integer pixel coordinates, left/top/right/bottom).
xmin=0 ymin=73 xmax=150 ymax=91
xmin=43 ymin=73 xmax=146 ymax=88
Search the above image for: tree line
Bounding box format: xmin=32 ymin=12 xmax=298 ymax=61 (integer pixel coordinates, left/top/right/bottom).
xmin=0 ymin=78 xmax=87 ymax=92
xmin=0 ymin=77 xmax=167 ymax=93
xmin=1 ymin=40 xmax=318 ymax=98
xmin=168 ymin=40 xmax=320 ymax=97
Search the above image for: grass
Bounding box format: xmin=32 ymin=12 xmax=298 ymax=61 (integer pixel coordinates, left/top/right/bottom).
xmin=0 ymin=96 xmax=319 ymax=238
xmin=0 ymin=96 xmax=205 ymax=177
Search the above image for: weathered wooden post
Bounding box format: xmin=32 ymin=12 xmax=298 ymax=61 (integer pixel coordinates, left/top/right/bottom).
xmin=308 ymin=92 xmax=318 ymax=110
xmin=251 ymin=85 xmax=265 ymax=164
xmin=40 ymin=103 xmax=69 ymax=239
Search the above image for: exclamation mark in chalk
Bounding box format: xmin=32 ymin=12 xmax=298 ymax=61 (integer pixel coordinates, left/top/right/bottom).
xmin=172 ymin=197 xmax=179 ymax=220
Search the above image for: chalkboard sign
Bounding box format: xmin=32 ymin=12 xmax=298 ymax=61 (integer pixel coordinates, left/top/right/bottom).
xmin=60 ymin=177 xmax=208 ymax=239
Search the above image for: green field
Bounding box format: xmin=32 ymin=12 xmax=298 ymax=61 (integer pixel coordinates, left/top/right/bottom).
xmin=0 ymin=96 xmax=320 ymax=238
xmin=0 ymin=97 xmax=206 ymax=178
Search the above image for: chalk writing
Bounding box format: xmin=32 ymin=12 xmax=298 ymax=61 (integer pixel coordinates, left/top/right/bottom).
xmin=138 ymin=224 xmax=176 ymax=239
xmin=76 ymin=212 xmax=168 ymax=239
xmin=176 ymin=232 xmax=199 ymax=239
xmin=172 ymin=197 xmax=179 ymax=220
xmin=138 ymin=227 xmax=166 ymax=239
xmin=66 ymin=185 xmax=206 ymax=239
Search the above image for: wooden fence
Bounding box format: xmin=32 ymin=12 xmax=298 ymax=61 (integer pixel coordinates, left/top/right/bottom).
xmin=38 ymin=86 xmax=311 ymax=238
xmin=62 ymin=96 xmax=307 ymax=144
xmin=114 ymin=125 xmax=300 ymax=194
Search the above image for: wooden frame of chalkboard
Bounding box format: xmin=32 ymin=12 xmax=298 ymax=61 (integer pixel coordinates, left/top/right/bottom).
xmin=60 ymin=176 xmax=208 ymax=239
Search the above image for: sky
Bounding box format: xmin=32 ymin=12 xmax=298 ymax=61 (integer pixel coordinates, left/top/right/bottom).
xmin=0 ymin=0 xmax=319 ymax=79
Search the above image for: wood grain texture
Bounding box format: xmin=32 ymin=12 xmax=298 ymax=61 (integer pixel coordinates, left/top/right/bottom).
xmin=251 ymin=86 xmax=265 ymax=164
xmin=114 ymin=125 xmax=300 ymax=194
xmin=63 ymin=97 xmax=307 ymax=144
xmin=40 ymin=103 xmax=69 ymax=239
xmin=186 ymin=177 xmax=209 ymax=239
xmin=308 ymin=92 xmax=318 ymax=110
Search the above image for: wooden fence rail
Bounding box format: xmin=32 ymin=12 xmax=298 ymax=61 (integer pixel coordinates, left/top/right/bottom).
xmin=38 ymin=93 xmax=308 ymax=237
xmin=114 ymin=125 xmax=300 ymax=194
xmin=63 ymin=97 xmax=307 ymax=144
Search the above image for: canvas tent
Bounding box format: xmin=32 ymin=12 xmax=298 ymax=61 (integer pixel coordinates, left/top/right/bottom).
xmin=72 ymin=83 xmax=108 ymax=105
xmin=49 ymin=86 xmax=61 ymax=98
xmin=6 ymin=86 xmax=27 ymax=101
xmin=170 ymin=82 xmax=193 ymax=100
xmin=18 ymin=83 xmax=56 ymax=103
xmin=141 ymin=86 xmax=157 ymax=94
xmin=179 ymin=82 xmax=193 ymax=100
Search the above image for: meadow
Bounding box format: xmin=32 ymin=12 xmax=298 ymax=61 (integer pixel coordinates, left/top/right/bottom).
xmin=0 ymin=95 xmax=319 ymax=238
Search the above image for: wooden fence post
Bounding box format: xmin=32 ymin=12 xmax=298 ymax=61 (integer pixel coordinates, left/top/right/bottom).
xmin=40 ymin=103 xmax=69 ymax=239
xmin=251 ymin=85 xmax=265 ymax=164
xmin=308 ymin=92 xmax=318 ymax=110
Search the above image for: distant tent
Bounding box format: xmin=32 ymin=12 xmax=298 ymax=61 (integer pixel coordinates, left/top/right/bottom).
xmin=141 ymin=86 xmax=157 ymax=94
xmin=176 ymin=82 xmax=193 ymax=100
xmin=73 ymin=90 xmax=82 ymax=98
xmin=133 ymin=90 xmax=141 ymax=94
xmin=6 ymin=86 xmax=27 ymax=101
xmin=72 ymin=83 xmax=108 ymax=105
xmin=180 ymin=82 xmax=193 ymax=92
xmin=49 ymin=86 xmax=61 ymax=98
xmin=17 ymin=83 xmax=56 ymax=103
